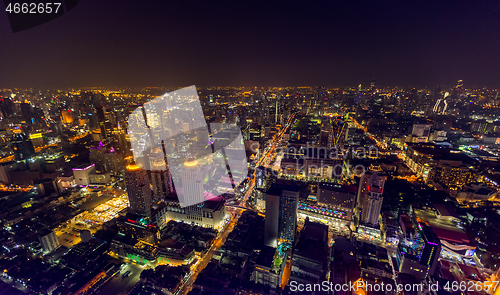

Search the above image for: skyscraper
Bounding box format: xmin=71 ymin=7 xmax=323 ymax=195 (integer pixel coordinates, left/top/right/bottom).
xmin=420 ymin=225 xmax=441 ymax=276
xmin=125 ymin=164 xmax=153 ymax=217
xmin=279 ymin=189 xmax=299 ymax=243
xmin=181 ymin=159 xmax=204 ymax=207
xmin=264 ymin=183 xmax=299 ymax=247
xmin=150 ymin=159 xmax=172 ymax=200
xmin=264 ymin=192 xmax=279 ymax=247
xmin=356 ymin=164 xmax=386 ymax=226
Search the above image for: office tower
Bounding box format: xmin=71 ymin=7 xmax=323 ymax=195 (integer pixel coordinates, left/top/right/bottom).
xmin=125 ymin=164 xmax=153 ymax=217
xmin=150 ymin=159 xmax=172 ymax=200
xmin=264 ymin=183 xmax=299 ymax=247
xmin=264 ymin=192 xmax=280 ymax=247
xmin=180 ymin=159 xmax=204 ymax=207
xmin=279 ymin=189 xmax=299 ymax=243
xmin=419 ymin=224 xmax=441 ymax=276
xmin=398 ymin=224 xmax=441 ymax=279
xmin=116 ymin=132 xmax=131 ymax=155
xmin=38 ymin=229 xmax=60 ymax=254
xmin=357 ymin=164 xmax=386 ymax=226
xmin=12 ymin=133 xmax=35 ymax=161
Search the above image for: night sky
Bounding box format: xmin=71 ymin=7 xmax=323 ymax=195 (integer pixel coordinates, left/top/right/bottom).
xmin=1 ymin=0 xmax=500 ymax=88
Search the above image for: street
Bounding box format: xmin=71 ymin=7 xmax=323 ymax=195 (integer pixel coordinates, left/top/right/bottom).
xmin=95 ymin=263 xmax=144 ymax=295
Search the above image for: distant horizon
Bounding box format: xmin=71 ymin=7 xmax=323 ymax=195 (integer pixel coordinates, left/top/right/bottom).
xmin=1 ymin=83 xmax=498 ymax=91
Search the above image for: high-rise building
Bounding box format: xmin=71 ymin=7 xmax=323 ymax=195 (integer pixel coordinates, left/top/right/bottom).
xmin=279 ymin=189 xmax=299 ymax=243
xmin=264 ymin=192 xmax=280 ymax=247
xmin=38 ymin=229 xmax=60 ymax=254
xmin=419 ymin=224 xmax=441 ymax=276
xmin=264 ymin=183 xmax=299 ymax=247
xmin=180 ymin=159 xmax=204 ymax=207
xmin=12 ymin=133 xmax=35 ymax=161
xmin=150 ymin=159 xmax=172 ymax=200
xmin=125 ymin=165 xmax=153 ymax=217
xmin=0 ymin=96 xmax=13 ymax=119
xmin=398 ymin=224 xmax=441 ymax=279
xmin=90 ymin=143 xmax=124 ymax=175
xmin=356 ymin=164 xmax=386 ymax=226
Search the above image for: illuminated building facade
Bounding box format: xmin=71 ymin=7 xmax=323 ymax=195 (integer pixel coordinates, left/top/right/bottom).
xmin=61 ymin=110 xmax=74 ymax=124
xmin=251 ymin=245 xmax=286 ymax=291
xmin=162 ymin=196 xmax=226 ymax=229
xmin=116 ymin=216 xmax=159 ymax=244
xmin=356 ymin=164 xmax=386 ymax=226
xmin=397 ymin=223 xmax=441 ymax=279
xmin=405 ymin=143 xmax=477 ymax=189
xmin=294 ymin=183 xmax=357 ymax=231
xmin=90 ymin=142 xmax=124 ymax=175
xmin=38 ymin=229 xmax=60 ymax=254
xmin=279 ymin=189 xmax=299 ymax=243
xmin=181 ymin=159 xmax=204 ymax=207
xmin=72 ymin=164 xmax=96 ymax=186
xmin=125 ymin=165 xmax=153 ymax=217
xmin=317 ymin=183 xmax=356 ymax=217
xmin=304 ymin=148 xmax=343 ymax=181
xmin=255 ymin=166 xmax=276 ymax=190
